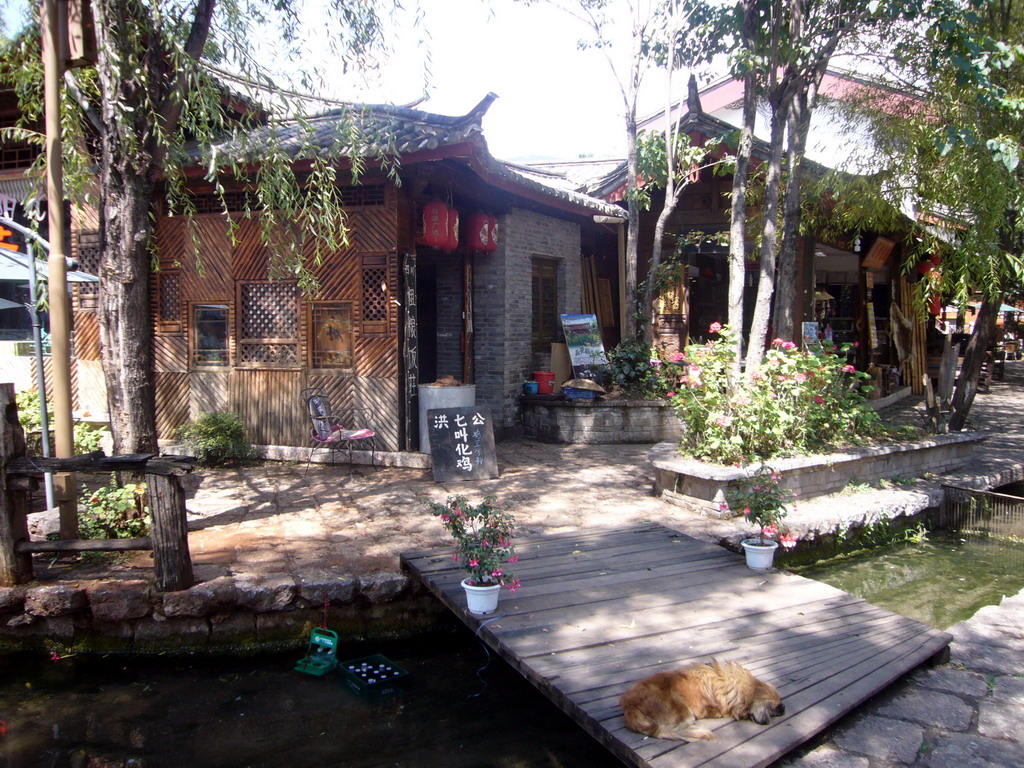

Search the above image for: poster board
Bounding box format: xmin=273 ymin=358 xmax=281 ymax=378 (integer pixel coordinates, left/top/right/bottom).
xmin=801 ymin=321 xmax=821 ymax=352
xmin=427 ymin=406 xmax=499 ymax=482
xmin=559 ymin=314 xmax=608 ymax=379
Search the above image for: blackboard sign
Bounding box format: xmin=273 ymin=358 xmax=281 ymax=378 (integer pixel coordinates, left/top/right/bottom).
xmin=427 ymin=406 xmax=499 ymax=482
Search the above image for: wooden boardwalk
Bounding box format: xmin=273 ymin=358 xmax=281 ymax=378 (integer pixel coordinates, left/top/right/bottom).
xmin=401 ymin=523 xmax=952 ymax=768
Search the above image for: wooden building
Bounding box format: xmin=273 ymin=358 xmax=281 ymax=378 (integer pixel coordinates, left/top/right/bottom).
xmin=150 ymin=96 xmax=625 ymax=455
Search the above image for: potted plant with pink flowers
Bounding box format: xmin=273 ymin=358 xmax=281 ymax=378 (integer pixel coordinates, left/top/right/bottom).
xmin=724 ymin=464 xmax=798 ymax=569
xmin=423 ymin=494 xmax=520 ymax=614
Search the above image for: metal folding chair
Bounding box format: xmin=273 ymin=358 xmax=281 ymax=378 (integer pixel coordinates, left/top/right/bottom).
xmin=301 ymin=387 xmax=376 ymax=476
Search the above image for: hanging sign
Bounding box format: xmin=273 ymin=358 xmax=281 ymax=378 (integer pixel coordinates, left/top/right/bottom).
xmin=427 ymin=406 xmax=498 ymax=482
xmin=559 ymin=314 xmax=608 ymax=379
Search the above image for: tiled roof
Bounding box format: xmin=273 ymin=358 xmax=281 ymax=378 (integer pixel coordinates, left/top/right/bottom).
xmin=198 ymin=94 xmax=624 ymax=220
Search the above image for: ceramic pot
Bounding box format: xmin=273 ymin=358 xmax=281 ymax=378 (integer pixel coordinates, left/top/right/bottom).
xmin=461 ymin=578 xmax=501 ymax=615
xmin=741 ymin=539 xmax=779 ymax=570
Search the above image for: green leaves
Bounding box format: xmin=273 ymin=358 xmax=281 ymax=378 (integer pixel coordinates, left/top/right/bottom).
xmin=987 ymin=136 xmax=1020 ymax=172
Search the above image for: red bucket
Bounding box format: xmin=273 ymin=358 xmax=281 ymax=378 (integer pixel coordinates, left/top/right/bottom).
xmin=533 ymin=371 xmax=556 ymax=395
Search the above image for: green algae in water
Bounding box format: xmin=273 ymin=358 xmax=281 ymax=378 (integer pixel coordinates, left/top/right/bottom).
xmin=794 ymin=531 xmax=1024 ymax=630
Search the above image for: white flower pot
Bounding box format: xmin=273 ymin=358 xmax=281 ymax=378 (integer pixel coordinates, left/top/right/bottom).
xmin=741 ymin=539 xmax=779 ymax=570
xmin=461 ymin=578 xmax=502 ymax=615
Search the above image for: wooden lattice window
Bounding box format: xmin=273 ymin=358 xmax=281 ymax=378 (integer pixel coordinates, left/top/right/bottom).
xmin=361 ymin=254 xmax=390 ymax=335
xmin=237 ymin=280 xmax=299 ymax=367
xmin=156 ymin=270 xmax=182 ymax=331
xmin=76 ymin=229 xmax=101 ymax=310
xmin=532 ymin=257 xmax=559 ymax=352
xmin=310 ymin=302 xmax=354 ymax=370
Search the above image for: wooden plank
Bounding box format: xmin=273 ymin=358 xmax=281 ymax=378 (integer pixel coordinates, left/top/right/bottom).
xmin=401 ymin=523 xmax=952 ymax=768
xmin=17 ymin=537 xmax=153 ymax=553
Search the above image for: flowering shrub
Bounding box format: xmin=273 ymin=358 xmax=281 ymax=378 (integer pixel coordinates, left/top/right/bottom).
xmin=724 ymin=464 xmax=797 ymax=546
xmin=79 ymin=475 xmax=150 ymax=539
xmin=423 ymin=494 xmax=519 ymax=590
xmin=667 ymin=324 xmax=884 ymax=464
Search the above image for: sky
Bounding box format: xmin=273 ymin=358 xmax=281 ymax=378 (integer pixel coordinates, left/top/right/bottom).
xmin=0 ymin=0 xmax=689 ymax=163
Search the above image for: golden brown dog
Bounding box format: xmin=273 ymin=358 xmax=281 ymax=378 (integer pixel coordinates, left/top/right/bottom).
xmin=620 ymin=659 xmax=784 ymax=741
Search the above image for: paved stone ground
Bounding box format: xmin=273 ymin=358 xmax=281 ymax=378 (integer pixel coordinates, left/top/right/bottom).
xmin=25 ymin=362 xmax=1024 ymax=765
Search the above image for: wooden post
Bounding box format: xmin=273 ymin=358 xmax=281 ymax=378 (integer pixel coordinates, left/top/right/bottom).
xmin=0 ymin=383 xmax=32 ymax=585
xmin=145 ymin=471 xmax=194 ymax=592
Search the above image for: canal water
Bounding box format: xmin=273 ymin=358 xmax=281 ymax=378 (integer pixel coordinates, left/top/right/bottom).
xmin=793 ymin=530 xmax=1024 ymax=630
xmin=0 ymin=628 xmax=621 ymax=768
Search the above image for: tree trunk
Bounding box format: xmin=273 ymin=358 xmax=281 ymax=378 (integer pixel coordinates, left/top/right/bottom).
xmin=94 ymin=0 xmax=161 ymax=454
xmin=773 ymin=86 xmax=813 ymax=341
xmin=624 ymin=112 xmax=640 ymax=342
xmin=947 ymin=295 xmax=1000 ymax=431
xmin=743 ymin=96 xmax=790 ymax=373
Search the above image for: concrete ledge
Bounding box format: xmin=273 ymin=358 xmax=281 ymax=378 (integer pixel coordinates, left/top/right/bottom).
xmin=522 ymin=397 xmax=682 ymax=444
xmin=651 ymin=430 xmax=987 ymax=516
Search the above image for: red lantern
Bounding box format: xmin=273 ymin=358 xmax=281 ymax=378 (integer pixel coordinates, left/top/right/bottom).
xmin=420 ymin=202 xmax=448 ymax=249
xmin=444 ymin=207 xmax=460 ymax=251
xmin=916 ymin=259 xmax=934 ymax=274
xmin=930 ymin=254 xmax=941 ymax=267
xmin=485 ymin=215 xmax=499 ymax=252
xmin=466 ymin=212 xmax=490 ymax=251
xmin=929 ymin=295 xmax=942 ymax=316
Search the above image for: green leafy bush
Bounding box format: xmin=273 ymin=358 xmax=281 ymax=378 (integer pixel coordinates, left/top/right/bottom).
xmin=16 ymin=389 xmax=108 ymax=456
xmin=668 ymin=324 xmax=887 ymax=464
xmin=604 ymin=340 xmax=680 ymax=398
xmin=80 ymin=475 xmax=150 ymax=539
xmin=175 ymin=411 xmax=255 ymax=465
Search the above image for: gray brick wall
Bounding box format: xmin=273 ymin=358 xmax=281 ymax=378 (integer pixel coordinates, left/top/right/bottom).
xmin=474 ymin=208 xmax=581 ymax=432
xmin=434 ymin=260 xmax=463 ymax=379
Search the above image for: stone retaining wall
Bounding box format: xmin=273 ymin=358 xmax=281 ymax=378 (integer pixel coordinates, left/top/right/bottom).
xmin=0 ymin=571 xmax=449 ymax=653
xmin=522 ymin=397 xmax=683 ymax=444
xmin=651 ymin=431 xmax=987 ymax=516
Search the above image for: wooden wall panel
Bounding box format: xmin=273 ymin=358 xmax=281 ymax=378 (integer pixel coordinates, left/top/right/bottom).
xmin=229 ymin=369 xmax=305 ymax=446
xmin=190 ymin=372 xmax=229 ymax=418
xmin=353 ymin=207 xmax=397 ymax=253
xmin=231 ymin=218 xmax=273 ymax=282
xmin=153 ymin=335 xmax=187 ymax=373
xmin=154 ymin=214 xmax=185 ymax=266
xmin=356 ymin=376 xmax=399 ymax=452
xmin=156 ymin=372 xmax=189 ymax=439
xmin=309 ymin=242 xmax=359 ymax=300
xmin=355 ymin=337 xmax=398 ymax=379
xmin=74 ymin=311 xmax=101 ymax=362
xmin=180 ymin=216 xmax=233 ymax=302
xmin=31 ymin=356 xmax=79 ymax=410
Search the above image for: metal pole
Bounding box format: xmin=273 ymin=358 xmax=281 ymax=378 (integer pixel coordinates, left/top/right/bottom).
xmin=27 ymin=242 xmax=57 ymax=513
xmin=42 ymin=0 xmax=78 ymax=539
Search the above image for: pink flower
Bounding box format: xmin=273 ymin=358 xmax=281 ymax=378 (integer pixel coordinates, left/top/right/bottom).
xmin=762 ymin=524 xmax=779 ymax=538
xmin=508 ymin=578 xmax=521 ymax=592
xmin=842 ymin=364 xmax=856 ymax=373
xmin=468 ymin=559 xmax=479 ymax=568
xmin=441 ymin=513 xmax=451 ymax=523
xmin=714 ymin=415 xmax=732 ymax=428
xmin=783 ymin=341 xmax=797 ymax=350
xmin=719 ymin=502 xmax=730 ymax=512
xmin=669 ymin=352 xmax=685 ymax=362
xmin=814 ymin=395 xmax=825 ymax=404
xmin=649 ymin=358 xmax=662 ymax=368
xmin=709 ymin=322 xmax=723 ymax=333
xmin=751 ymin=372 xmax=763 ymax=381
xmin=451 ymin=552 xmax=459 ymax=561
xmin=743 ymin=507 xmax=751 ymax=516
xmin=772 ymin=338 xmax=785 ymax=346
xmin=508 ymin=555 xmax=519 ymax=563
xmin=853 ymin=341 xmax=859 ymax=347
xmin=780 ymin=533 xmax=797 ymax=549
xmin=666 ymin=391 xmax=676 ymax=398
xmin=491 ymin=569 xmax=504 ymax=579
xmin=794 ymin=373 xmax=807 ymax=383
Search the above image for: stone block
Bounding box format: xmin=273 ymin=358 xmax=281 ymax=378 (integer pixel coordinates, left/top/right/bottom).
xmin=0 ymin=586 xmax=24 ymax=614
xmin=924 ymin=732 xmax=1024 ymax=767
xmin=977 ymin=700 xmax=1023 ymax=742
xmin=88 ymin=580 xmax=152 ymax=622
xmin=209 ymin=612 xmax=258 ymax=645
xmin=359 ymin=571 xmax=409 ymax=603
xmin=834 ymin=715 xmax=923 ymax=764
xmin=991 ymin=675 xmax=1024 ymax=704
xmin=161 ymin=576 xmax=237 ymax=617
xmin=255 ymin=609 xmax=322 ymax=643
xmin=296 ymin=569 xmax=358 ymax=605
xmin=234 ymin=574 xmax=298 ymax=613
xmin=914 ymin=666 xmax=990 ymax=698
xmin=877 ymin=690 xmax=973 ymax=730
xmin=134 ymin=616 xmax=209 ymax=649
xmin=783 ymin=745 xmax=869 ymax=768
xmin=950 ymin=641 xmax=1023 ymax=675
xmin=25 ymin=584 xmax=87 ymax=616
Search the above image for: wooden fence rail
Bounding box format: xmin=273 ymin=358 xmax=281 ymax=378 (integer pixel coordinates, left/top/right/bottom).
xmin=0 ymin=383 xmax=196 ymax=591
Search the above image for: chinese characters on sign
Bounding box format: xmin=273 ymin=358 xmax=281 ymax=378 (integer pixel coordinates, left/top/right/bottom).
xmin=427 ymin=406 xmax=498 ymax=482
